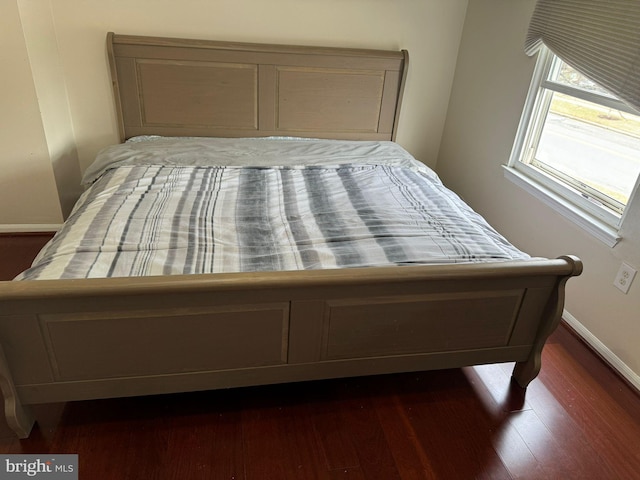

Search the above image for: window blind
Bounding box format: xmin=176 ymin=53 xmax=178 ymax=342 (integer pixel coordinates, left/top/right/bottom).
xmin=525 ymin=0 xmax=640 ymax=112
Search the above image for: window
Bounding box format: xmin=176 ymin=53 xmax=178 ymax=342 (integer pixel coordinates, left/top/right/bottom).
xmin=507 ymin=47 xmax=640 ymax=246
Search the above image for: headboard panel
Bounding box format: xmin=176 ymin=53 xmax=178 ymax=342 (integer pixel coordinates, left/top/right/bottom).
xmin=107 ymin=33 xmax=408 ymax=142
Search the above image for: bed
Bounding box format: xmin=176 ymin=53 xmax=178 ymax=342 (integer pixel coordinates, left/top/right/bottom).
xmin=0 ymin=33 xmax=582 ymax=438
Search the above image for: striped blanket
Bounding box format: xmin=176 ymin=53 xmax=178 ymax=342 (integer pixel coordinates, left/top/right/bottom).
xmin=17 ymin=138 xmax=528 ymax=280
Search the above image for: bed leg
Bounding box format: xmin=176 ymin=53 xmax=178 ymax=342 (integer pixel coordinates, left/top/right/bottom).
xmin=510 ymin=298 xmax=560 ymax=389
xmin=512 ymin=357 xmax=541 ymax=389
xmin=511 ymin=256 xmax=582 ymax=389
xmin=0 ymin=345 xmax=35 ymax=439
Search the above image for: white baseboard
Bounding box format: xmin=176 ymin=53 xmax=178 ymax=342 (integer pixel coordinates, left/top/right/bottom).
xmin=562 ymin=310 xmax=640 ymax=392
xmin=0 ymin=224 xmax=61 ymax=233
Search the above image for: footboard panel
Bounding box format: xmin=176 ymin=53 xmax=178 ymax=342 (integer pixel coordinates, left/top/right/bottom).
xmin=41 ymin=303 xmax=290 ymax=381
xmin=319 ymin=290 xmax=526 ymax=360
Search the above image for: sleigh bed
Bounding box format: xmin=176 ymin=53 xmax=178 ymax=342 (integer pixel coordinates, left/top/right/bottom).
xmin=0 ymin=33 xmax=582 ymax=438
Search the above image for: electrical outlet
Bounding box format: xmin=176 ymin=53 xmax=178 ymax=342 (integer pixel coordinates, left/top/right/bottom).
xmin=613 ymin=262 xmax=637 ymax=294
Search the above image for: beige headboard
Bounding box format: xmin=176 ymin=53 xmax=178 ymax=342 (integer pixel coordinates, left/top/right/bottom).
xmin=107 ymin=33 xmax=408 ymax=142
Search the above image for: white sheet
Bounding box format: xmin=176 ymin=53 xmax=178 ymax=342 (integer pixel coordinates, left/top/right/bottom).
xmin=82 ymin=136 xmax=438 ymax=185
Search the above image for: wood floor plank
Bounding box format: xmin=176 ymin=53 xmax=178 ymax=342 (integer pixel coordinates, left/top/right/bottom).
xmin=484 ymin=365 xmax=616 ymax=480
xmin=538 ymin=345 xmax=640 ymax=479
xmin=518 ymin=371 xmax=617 ymax=479
xmin=271 ymin=389 xmax=331 ymax=480
xmin=462 ymin=367 xmax=552 ymax=479
xmin=312 ymin=396 xmax=362 ymax=472
xmin=332 ymin=381 xmax=403 ymax=480
xmin=242 ymin=405 xmax=294 ymax=480
xmin=393 ymin=370 xmax=512 ymax=480
xmin=0 ymin=232 xmax=54 ymax=280
xmin=163 ymin=408 xmax=244 ymax=479
xmin=491 ymin=413 xmax=552 ymax=480
xmin=554 ymin=325 xmax=640 ymax=423
xmin=328 ymin=467 xmax=368 ymax=480
xmin=372 ymin=392 xmax=440 ymax=480
xmin=505 ymin=409 xmax=579 ymax=480
xmin=310 ymin=378 xmax=403 ymax=480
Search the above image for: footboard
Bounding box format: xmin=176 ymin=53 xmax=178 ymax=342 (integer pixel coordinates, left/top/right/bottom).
xmin=0 ymin=256 xmax=582 ymax=438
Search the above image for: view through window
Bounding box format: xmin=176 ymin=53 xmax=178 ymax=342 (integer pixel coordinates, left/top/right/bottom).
xmin=516 ymin=53 xmax=640 ymax=224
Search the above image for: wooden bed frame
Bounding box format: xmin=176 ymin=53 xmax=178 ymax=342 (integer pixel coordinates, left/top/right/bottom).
xmin=0 ymin=33 xmax=582 ymax=438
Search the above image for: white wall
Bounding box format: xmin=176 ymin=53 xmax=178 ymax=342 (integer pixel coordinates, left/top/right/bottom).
xmin=437 ymin=0 xmax=640 ymax=385
xmin=0 ymin=0 xmax=63 ymax=225
xmin=18 ymin=0 xmax=82 ymax=218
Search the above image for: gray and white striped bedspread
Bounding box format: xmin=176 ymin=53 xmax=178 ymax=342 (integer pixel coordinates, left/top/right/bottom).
xmin=16 ymin=138 xmax=528 ymax=280
xmin=17 ymin=165 xmax=528 ymax=280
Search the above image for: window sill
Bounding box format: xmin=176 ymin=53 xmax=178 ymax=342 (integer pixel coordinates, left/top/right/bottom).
xmin=502 ymin=166 xmax=621 ymax=247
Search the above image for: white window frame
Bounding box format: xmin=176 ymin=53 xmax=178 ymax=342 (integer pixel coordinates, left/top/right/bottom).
xmin=505 ymin=47 xmax=640 ymax=247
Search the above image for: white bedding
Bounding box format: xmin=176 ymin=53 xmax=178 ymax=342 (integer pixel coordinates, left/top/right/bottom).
xmin=82 ymin=136 xmax=439 ymax=185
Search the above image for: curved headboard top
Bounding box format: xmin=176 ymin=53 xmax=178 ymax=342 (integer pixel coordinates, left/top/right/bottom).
xmin=107 ymin=32 xmax=408 ymax=142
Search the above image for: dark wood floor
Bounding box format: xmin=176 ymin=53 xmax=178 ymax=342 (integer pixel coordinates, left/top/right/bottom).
xmin=0 ymin=232 xmax=55 ymax=280
xmin=1 ymin=233 xmax=640 ymax=479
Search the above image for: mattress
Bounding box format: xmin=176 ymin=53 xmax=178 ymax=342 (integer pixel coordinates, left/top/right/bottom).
xmin=16 ymin=137 xmax=528 ymax=280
